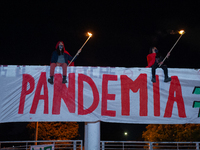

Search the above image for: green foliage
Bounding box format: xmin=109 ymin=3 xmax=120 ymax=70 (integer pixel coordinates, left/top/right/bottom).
xmin=142 ymin=124 xmax=200 ymax=142
xmin=27 ymin=122 xmax=79 ymax=140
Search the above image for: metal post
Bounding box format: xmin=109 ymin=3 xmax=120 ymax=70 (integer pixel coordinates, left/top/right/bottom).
xmin=101 ymin=141 xmax=105 ymax=150
xmin=26 ymin=142 xmax=28 ymax=150
xmin=73 ymin=141 xmax=76 ymax=150
xmin=196 ymin=142 xmax=199 ymax=150
xmin=149 ymin=142 xmax=153 ymax=150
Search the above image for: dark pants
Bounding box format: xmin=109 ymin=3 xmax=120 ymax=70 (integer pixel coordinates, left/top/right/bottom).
xmin=50 ymin=63 xmax=67 ymax=76
xmin=151 ymin=62 xmax=168 ymax=79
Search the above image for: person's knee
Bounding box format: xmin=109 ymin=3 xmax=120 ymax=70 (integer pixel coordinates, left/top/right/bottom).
xmin=50 ymin=63 xmax=56 ymax=65
xmin=162 ymin=65 xmax=167 ymax=70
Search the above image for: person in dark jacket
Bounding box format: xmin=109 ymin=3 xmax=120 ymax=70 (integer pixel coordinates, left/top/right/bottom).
xmin=146 ymin=47 xmax=171 ymax=83
xmin=48 ymin=41 xmax=80 ymax=84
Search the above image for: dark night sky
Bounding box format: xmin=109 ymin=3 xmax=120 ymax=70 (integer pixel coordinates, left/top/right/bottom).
xmin=1 ymin=1 xmax=200 ymax=68
xmin=1 ymin=1 xmax=200 ymax=141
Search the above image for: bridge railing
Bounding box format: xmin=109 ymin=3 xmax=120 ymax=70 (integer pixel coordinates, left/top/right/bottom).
xmin=1 ymin=140 xmax=200 ymax=150
xmin=0 ymin=140 xmax=82 ymax=150
xmin=100 ymin=141 xmax=200 ymax=150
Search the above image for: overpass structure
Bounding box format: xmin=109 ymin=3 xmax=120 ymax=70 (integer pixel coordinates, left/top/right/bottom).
xmin=1 ymin=65 xmax=200 ymax=150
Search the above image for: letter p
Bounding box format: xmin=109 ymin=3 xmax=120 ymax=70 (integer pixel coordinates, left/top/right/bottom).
xmin=18 ymin=74 xmax=35 ymax=114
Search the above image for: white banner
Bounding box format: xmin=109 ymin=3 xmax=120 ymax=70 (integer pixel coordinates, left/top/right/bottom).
xmin=1 ymin=65 xmax=200 ymax=124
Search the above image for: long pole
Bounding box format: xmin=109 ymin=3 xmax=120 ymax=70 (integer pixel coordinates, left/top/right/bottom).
xmin=159 ymin=31 xmax=185 ymax=67
xmin=35 ymin=122 xmax=38 ymax=145
xmin=68 ymin=33 xmax=92 ymax=66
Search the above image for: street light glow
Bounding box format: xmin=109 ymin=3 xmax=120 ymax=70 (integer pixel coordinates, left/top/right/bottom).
xmin=124 ymin=132 xmax=128 ymax=136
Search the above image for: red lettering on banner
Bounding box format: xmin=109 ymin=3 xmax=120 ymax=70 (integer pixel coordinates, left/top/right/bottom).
xmin=52 ymin=73 xmax=75 ymax=114
xmin=17 ymin=71 xmax=187 ymax=120
xmin=101 ymin=74 xmax=117 ymax=117
xmin=121 ymin=74 xmax=148 ymax=116
xmin=18 ymin=74 xmax=35 ymax=114
xmin=164 ymin=76 xmax=186 ymax=118
xmin=78 ymin=74 xmax=99 ymax=115
xmin=30 ymin=72 xmax=48 ymax=114
xmin=153 ymin=75 xmax=160 ymax=116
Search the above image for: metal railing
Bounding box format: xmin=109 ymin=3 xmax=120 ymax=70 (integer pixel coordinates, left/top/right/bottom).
xmin=1 ymin=140 xmax=200 ymax=150
xmin=100 ymin=141 xmax=200 ymax=150
xmin=0 ymin=140 xmax=82 ymax=150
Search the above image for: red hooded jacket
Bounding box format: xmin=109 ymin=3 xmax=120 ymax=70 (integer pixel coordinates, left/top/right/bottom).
xmin=146 ymin=53 xmax=156 ymax=68
xmin=54 ymin=41 xmax=74 ymax=66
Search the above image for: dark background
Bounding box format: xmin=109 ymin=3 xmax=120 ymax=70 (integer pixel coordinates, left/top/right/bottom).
xmin=1 ymin=1 xmax=200 ymax=141
xmin=0 ymin=122 xmax=146 ymax=141
xmin=1 ymin=1 xmax=200 ymax=68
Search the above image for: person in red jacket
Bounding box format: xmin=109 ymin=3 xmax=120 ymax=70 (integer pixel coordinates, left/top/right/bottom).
xmin=146 ymin=47 xmax=171 ymax=83
xmin=48 ymin=41 xmax=81 ymax=84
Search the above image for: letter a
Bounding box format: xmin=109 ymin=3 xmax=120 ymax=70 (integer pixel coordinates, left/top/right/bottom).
xmin=30 ymin=72 xmax=49 ymax=114
xmin=164 ymin=76 xmax=186 ymax=118
xmin=52 ymin=73 xmax=75 ymax=114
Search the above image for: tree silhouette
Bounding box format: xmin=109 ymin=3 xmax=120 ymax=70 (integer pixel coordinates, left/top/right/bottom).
xmin=27 ymin=122 xmax=79 ymax=140
xmin=142 ymin=124 xmax=200 ymax=142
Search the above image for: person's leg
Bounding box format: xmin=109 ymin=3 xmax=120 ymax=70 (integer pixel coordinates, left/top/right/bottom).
xmin=161 ymin=65 xmax=171 ymax=82
xmin=48 ymin=63 xmax=57 ymax=84
xmin=61 ymin=63 xmax=67 ymax=83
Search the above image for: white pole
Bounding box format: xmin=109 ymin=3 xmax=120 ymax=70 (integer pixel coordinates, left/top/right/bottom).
xmin=68 ymin=32 xmax=92 ymax=66
xmin=85 ymin=121 xmax=100 ymax=150
xmin=159 ymin=30 xmax=185 ymax=67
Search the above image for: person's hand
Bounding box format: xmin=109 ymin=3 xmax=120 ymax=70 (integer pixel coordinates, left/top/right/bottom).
xmin=152 ymin=47 xmax=156 ymax=53
xmin=78 ymin=49 xmax=82 ymax=54
xmin=167 ymin=52 xmax=170 ymax=58
xmin=158 ymin=61 xmax=163 ymax=66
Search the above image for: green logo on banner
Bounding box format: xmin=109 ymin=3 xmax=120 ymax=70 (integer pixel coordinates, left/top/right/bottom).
xmin=44 ymin=146 xmax=52 ymax=150
xmin=32 ymin=146 xmax=52 ymax=150
xmin=192 ymin=87 xmax=200 ymax=117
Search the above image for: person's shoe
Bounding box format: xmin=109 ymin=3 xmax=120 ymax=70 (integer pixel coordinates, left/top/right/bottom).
xmin=151 ymin=77 xmax=156 ymax=83
xmin=164 ymin=77 xmax=171 ymax=82
xmin=62 ymin=76 xmax=67 ymax=84
xmin=48 ymin=76 xmax=54 ymax=84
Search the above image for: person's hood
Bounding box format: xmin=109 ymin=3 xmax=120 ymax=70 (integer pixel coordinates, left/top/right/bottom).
xmin=55 ymin=41 xmax=70 ymax=55
xmin=55 ymin=41 xmax=74 ymax=66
